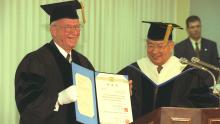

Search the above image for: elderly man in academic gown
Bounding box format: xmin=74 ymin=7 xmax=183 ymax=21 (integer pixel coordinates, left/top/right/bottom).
xmin=118 ymin=22 xmax=219 ymax=121
xmin=15 ymin=1 xmax=94 ymax=124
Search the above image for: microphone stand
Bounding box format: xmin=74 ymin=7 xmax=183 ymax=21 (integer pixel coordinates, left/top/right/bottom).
xmin=191 ymin=57 xmax=220 ymax=95
xmin=200 ymin=68 xmax=220 ymax=107
xmin=180 ymin=57 xmax=220 ymax=107
xmin=217 ymin=58 xmax=220 ymax=107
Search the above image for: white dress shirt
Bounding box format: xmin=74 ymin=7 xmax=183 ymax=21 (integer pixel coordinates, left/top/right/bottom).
xmin=190 ymin=38 xmax=201 ymax=50
xmin=54 ymin=42 xmax=72 ymax=63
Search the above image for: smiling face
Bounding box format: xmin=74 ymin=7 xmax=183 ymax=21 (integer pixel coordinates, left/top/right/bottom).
xmin=147 ymin=39 xmax=174 ymax=66
xmin=50 ymin=18 xmax=80 ymax=52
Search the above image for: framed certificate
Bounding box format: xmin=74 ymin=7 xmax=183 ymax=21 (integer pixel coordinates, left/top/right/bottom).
xmin=72 ymin=63 xmax=133 ymax=124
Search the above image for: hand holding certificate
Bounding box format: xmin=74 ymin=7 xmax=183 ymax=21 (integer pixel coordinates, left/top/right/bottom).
xmin=72 ymin=63 xmax=133 ymax=124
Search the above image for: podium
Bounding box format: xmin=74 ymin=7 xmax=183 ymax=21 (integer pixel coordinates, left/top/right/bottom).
xmin=134 ymin=107 xmax=220 ymax=124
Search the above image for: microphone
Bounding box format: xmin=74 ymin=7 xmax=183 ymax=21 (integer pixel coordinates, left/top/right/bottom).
xmin=191 ymin=57 xmax=220 ymax=72
xmin=180 ymin=57 xmax=220 ymax=96
xmin=179 ymin=57 xmax=208 ymax=71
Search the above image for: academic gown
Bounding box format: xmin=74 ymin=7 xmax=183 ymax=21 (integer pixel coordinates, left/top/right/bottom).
xmin=15 ymin=41 xmax=94 ymax=124
xmin=118 ymin=56 xmax=219 ymax=121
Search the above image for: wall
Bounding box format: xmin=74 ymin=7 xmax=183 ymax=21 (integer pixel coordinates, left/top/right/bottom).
xmin=176 ymin=0 xmax=190 ymax=42
xmin=0 ymin=0 xmax=189 ymax=123
xmin=190 ymin=0 xmax=220 ymax=54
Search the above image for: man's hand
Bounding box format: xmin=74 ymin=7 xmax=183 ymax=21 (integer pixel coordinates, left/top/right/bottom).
xmin=58 ymin=85 xmax=77 ymax=105
xmin=54 ymin=85 xmax=77 ymax=111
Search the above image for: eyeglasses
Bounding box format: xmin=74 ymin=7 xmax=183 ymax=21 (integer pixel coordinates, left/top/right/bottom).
xmin=147 ymin=44 xmax=168 ymax=50
xmin=53 ymin=24 xmax=82 ymax=32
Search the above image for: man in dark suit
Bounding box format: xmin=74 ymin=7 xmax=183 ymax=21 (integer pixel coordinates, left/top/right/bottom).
xmin=174 ymin=15 xmax=219 ymax=101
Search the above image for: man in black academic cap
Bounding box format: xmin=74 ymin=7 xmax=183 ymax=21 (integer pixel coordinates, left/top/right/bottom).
xmin=15 ymin=1 xmax=94 ymax=124
xmin=118 ymin=22 xmax=219 ymax=121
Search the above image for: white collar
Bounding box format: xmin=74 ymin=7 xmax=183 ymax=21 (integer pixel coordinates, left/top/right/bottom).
xmin=190 ymin=37 xmax=201 ymax=44
xmin=137 ymin=56 xmax=187 ymax=85
xmin=54 ymin=41 xmax=72 ymax=62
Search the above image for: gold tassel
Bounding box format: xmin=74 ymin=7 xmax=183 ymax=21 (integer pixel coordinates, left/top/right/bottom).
xmin=80 ymin=1 xmax=86 ymax=24
xmin=164 ymin=24 xmax=173 ymax=45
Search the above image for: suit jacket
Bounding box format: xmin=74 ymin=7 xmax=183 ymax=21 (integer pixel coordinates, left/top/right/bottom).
xmin=174 ymin=38 xmax=219 ymax=87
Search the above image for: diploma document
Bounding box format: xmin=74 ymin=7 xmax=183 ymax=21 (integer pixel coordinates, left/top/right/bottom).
xmin=72 ymin=63 xmax=133 ymax=124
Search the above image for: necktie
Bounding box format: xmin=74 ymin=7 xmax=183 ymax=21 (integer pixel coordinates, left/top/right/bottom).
xmin=195 ymin=42 xmax=200 ymax=58
xmin=66 ymin=54 xmax=71 ymax=63
xmin=157 ymin=65 xmax=163 ymax=74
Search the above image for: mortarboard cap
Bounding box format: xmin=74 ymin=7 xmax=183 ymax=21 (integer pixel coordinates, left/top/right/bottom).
xmin=41 ymin=0 xmax=82 ymax=24
xmin=142 ymin=21 xmax=183 ymax=43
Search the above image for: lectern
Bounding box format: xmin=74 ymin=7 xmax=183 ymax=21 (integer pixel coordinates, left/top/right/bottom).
xmin=134 ymin=107 xmax=220 ymax=124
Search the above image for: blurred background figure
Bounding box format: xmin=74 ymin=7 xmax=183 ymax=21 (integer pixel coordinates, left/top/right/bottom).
xmin=174 ymin=15 xmax=219 ymax=88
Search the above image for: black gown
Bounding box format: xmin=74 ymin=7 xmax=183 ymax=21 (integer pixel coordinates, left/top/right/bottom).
xmin=15 ymin=41 xmax=94 ymax=124
xmin=118 ymin=62 xmax=219 ymax=121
